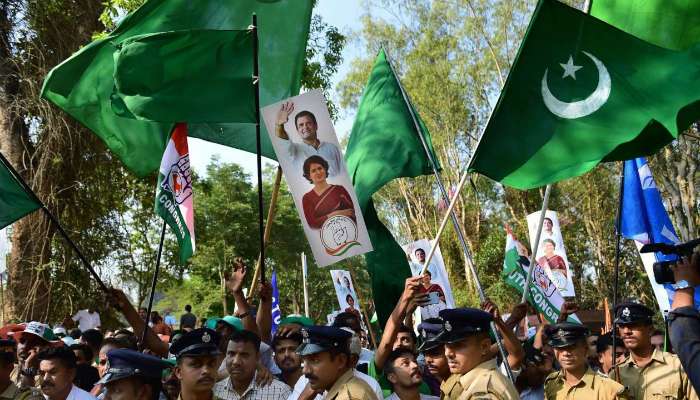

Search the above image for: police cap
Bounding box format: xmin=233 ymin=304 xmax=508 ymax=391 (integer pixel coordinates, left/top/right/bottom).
xmin=98 ymin=349 xmax=170 ymax=385
xmin=296 ymin=326 xmax=351 ymax=356
xmin=417 ymin=318 xmax=444 ymax=352
xmin=614 ymin=301 xmax=654 ymax=325
xmin=546 ymin=323 xmax=589 ymax=348
xmin=170 ymin=328 xmax=220 ymax=358
xmin=436 ymin=308 xmax=493 ymax=344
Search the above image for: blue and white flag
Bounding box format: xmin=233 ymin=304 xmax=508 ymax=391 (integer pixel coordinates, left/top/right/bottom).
xmin=271 ymin=269 xmax=282 ymax=336
xmin=620 ymin=157 xmax=690 ymax=314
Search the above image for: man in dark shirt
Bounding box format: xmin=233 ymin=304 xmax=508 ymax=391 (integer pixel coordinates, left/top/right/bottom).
xmin=180 ymin=305 xmax=197 ymax=331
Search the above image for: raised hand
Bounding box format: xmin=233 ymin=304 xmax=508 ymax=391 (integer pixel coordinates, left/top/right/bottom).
xmin=225 ymin=258 xmax=247 ymax=293
xmin=276 ymin=101 xmax=294 ymax=125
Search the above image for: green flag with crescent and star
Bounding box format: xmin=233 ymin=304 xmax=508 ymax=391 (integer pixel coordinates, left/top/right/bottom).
xmin=468 ymin=0 xmax=700 ymax=190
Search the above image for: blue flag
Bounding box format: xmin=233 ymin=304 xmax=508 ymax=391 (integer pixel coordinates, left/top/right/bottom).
xmin=271 ymin=269 xmax=282 ymax=336
xmin=620 ymin=157 xmax=695 ymax=313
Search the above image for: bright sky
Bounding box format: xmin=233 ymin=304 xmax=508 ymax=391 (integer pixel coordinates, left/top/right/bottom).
xmin=188 ymin=0 xmax=369 ymax=178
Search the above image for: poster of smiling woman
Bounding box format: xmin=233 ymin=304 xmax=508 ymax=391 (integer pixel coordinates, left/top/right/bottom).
xmin=527 ymin=210 xmax=575 ymax=297
xmin=262 ymin=90 xmax=372 ymax=267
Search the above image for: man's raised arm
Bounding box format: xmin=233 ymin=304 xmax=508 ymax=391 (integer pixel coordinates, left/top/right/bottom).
xmin=275 ymin=101 xmax=294 ymax=140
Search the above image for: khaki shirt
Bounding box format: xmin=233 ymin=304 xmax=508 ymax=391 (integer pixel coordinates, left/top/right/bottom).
xmin=0 ymin=382 xmax=42 ymax=400
xmin=610 ymin=349 xmax=698 ymax=400
xmin=324 ymin=369 xmax=379 ymax=400
xmin=544 ymin=366 xmax=627 ymax=400
xmin=454 ymin=358 xmax=519 ymax=400
xmin=10 ymin=365 xmax=40 ymax=391
xmin=441 ymin=374 xmax=463 ymax=400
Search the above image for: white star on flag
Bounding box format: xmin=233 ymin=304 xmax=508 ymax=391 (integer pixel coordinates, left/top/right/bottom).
xmin=560 ymin=56 xmax=582 ymax=80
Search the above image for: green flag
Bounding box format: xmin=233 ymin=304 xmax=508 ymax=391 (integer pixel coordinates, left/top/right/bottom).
xmin=0 ymin=157 xmax=41 ymax=230
xmin=41 ymin=0 xmax=312 ymax=176
xmin=591 ymin=0 xmax=700 ymax=50
xmin=346 ymin=49 xmax=437 ymax=324
xmin=112 ymin=29 xmax=255 ymax=123
xmin=468 ymin=0 xmax=700 ymax=190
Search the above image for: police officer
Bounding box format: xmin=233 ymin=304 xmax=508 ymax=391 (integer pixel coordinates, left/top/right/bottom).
xmin=296 ymin=325 xmax=378 ymax=400
xmin=98 ymin=349 xmax=170 ymax=400
xmin=543 ymin=323 xmax=627 ymax=399
xmin=417 ymin=319 xmax=457 ymax=398
xmin=436 ymin=308 xmax=519 ymax=400
xmin=611 ymin=301 xmax=698 ymax=400
xmin=170 ymin=328 xmax=224 ymax=400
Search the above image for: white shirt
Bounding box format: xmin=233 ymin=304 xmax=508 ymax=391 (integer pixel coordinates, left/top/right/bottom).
xmin=385 ymin=393 xmax=439 ymax=400
xmin=277 ymin=137 xmax=343 ymax=178
xmin=48 ymin=385 xmax=96 ymax=400
xmin=288 ymin=369 xmax=382 ymax=400
xmin=71 ymin=310 xmax=101 ymax=331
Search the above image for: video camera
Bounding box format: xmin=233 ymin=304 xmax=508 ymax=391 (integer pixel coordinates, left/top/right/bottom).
xmin=640 ymin=238 xmax=700 ymax=284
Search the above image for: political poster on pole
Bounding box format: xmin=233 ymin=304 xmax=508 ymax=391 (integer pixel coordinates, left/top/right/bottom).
xmin=261 ymin=90 xmax=372 ymax=267
xmin=330 ymin=270 xmax=361 ymax=320
xmin=527 ymin=210 xmax=575 ymax=296
xmin=402 ymin=239 xmax=455 ymax=319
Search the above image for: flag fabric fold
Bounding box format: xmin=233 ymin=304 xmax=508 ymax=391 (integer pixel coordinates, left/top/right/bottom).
xmin=155 ymin=123 xmax=195 ymax=264
xmin=112 ymin=29 xmax=255 ymax=123
xmin=346 ymin=49 xmax=438 ymax=324
xmin=468 ymin=0 xmax=700 ymax=189
xmin=502 ymin=227 xmax=580 ymax=324
xmin=0 ymin=157 xmax=41 ymax=230
xmin=41 ymin=0 xmax=313 ymax=176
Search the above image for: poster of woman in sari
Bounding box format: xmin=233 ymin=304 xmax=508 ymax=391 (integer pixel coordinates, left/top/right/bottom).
xmin=527 ymin=210 xmax=575 ymax=296
xmin=301 ymin=155 xmax=356 ymax=229
xmin=262 ymin=90 xmax=372 ymax=267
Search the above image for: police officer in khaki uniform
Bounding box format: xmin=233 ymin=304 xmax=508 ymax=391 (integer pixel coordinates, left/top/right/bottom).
xmin=436 ymin=308 xmax=519 ymax=400
xmin=0 ymin=339 xmax=41 ymax=400
xmin=170 ymin=328 xmax=226 ymax=400
xmin=296 ymin=326 xmax=378 ymax=400
xmin=610 ymin=301 xmax=698 ymax=400
xmin=417 ymin=319 xmax=459 ymax=399
xmin=543 ymin=323 xmax=627 ymax=400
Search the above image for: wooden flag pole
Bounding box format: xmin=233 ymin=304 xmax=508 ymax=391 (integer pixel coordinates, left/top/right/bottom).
xmin=520 ymin=184 xmax=553 ymax=303
xmin=348 ymin=270 xmax=378 ymax=349
xmin=248 ymin=166 xmax=283 ymax=298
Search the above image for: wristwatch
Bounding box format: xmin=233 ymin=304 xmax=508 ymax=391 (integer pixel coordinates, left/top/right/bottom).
xmin=673 ymin=279 xmax=691 ymax=290
xmin=20 ymin=367 xmax=36 ymax=377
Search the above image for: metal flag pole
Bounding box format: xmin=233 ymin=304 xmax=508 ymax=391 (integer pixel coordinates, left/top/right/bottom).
xmin=141 ymin=220 xmax=167 ymax=349
xmin=301 ymin=253 xmax=310 ymax=317
xmin=384 ymin=51 xmax=514 ymax=381
xmin=611 ymin=161 xmax=625 ymax=381
xmin=521 ymin=184 xmax=553 ymax=303
xmin=0 ymin=151 xmax=109 ymax=292
xmin=251 ymin=14 xmax=266 ymax=283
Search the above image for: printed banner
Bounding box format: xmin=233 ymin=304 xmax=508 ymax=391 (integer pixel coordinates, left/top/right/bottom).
xmin=502 ymin=228 xmax=580 ymax=324
xmin=527 ymin=210 xmax=575 ymax=296
xmin=330 ymin=270 xmax=361 ymax=320
xmin=271 ymin=269 xmax=281 ymax=336
xmin=262 ymin=90 xmax=372 ymax=266
xmin=402 ymin=239 xmax=455 ymax=320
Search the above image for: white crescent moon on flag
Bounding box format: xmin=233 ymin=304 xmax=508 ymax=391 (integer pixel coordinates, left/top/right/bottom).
xmin=541 ymin=51 xmax=611 ymax=119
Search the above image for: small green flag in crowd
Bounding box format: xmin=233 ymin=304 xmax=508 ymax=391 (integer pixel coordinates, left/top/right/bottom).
xmin=345 ymin=49 xmax=438 ymax=324
xmin=0 ymin=157 xmax=41 ymax=230
xmin=41 ymin=0 xmax=312 ymax=176
xmin=468 ymin=0 xmax=700 ymax=189
xmin=113 ymin=29 xmax=255 ymax=124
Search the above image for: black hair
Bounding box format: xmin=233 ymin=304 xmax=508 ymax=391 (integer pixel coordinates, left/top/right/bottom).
xmin=383 ymin=348 xmax=416 ymax=377
xmin=81 ymin=329 xmax=104 ymax=349
xmin=102 ymin=336 xmax=137 ymax=352
xmin=185 ymin=305 xmax=192 ymax=312
xmin=69 ymin=328 xmax=82 ymax=340
xmin=302 ymin=155 xmax=329 ymax=184
xmin=38 ymin=346 xmax=77 ymax=370
xmin=272 ymin=331 xmax=303 ymax=350
xmin=69 ymin=343 xmax=94 ymax=362
xmin=332 ymin=312 xmax=361 ymax=332
xmin=229 ymin=330 xmax=261 ymax=353
xmin=345 ymin=294 xmax=354 ymax=303
xmin=423 ymin=270 xmax=432 ymax=276
xmin=542 ymin=238 xmax=556 ymax=248
xmin=544 ymin=217 xmax=553 ymax=224
xmin=396 ymin=324 xmax=417 ymax=344
xmin=294 ymin=110 xmax=317 ymax=128
xmin=414 ymin=248 xmax=425 ymax=254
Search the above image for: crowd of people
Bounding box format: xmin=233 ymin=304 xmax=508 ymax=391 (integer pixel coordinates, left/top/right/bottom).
xmin=0 ymin=258 xmax=698 ymax=400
